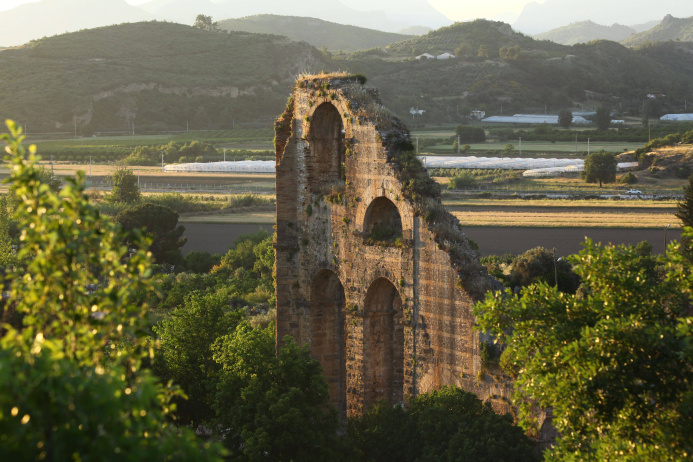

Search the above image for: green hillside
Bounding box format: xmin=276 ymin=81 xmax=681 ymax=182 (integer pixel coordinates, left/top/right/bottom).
xmin=1 ymin=19 xmax=691 ymax=135
xmin=217 ymin=15 xmax=412 ymax=52
xmin=534 ymin=21 xmax=636 ymax=45
xmin=622 ymin=15 xmax=693 ymax=47
xmin=348 ymin=20 xmax=690 ymax=121
xmin=0 ymin=21 xmax=330 ymax=134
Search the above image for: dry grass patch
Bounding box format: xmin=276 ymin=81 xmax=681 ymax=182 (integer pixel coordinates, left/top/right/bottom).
xmin=453 ymin=210 xmax=679 ymax=228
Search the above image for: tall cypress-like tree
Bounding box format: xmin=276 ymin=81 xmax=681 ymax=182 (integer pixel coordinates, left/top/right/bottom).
xmin=676 ymin=175 xmax=693 ymax=228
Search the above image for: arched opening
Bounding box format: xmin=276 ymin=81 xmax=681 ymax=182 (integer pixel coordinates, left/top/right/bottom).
xmin=363 ymin=197 xmax=403 ymax=244
xmin=309 ymin=269 xmax=346 ymax=417
xmin=363 ymin=277 xmax=404 ymax=406
xmin=309 ymin=103 xmax=345 ymax=187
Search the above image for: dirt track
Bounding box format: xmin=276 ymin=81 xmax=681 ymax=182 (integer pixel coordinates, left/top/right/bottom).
xmin=181 ymin=223 xmax=681 ymax=258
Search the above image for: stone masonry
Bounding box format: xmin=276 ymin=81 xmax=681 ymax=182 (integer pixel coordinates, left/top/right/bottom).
xmin=274 ymin=74 xmax=514 ymax=420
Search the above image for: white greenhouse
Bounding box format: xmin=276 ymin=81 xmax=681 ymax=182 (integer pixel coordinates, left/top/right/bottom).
xmin=163 ymin=160 xmax=276 ymax=173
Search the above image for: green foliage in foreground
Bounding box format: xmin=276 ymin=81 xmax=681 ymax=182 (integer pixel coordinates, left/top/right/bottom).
xmin=213 ymin=323 xmax=344 ymax=461
xmin=474 ymin=234 xmax=693 ymax=461
xmin=0 ymin=120 xmax=224 ymax=460
xmin=347 ymin=387 xmax=537 ymax=462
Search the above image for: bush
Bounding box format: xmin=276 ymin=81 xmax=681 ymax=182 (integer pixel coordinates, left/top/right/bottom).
xmin=619 ymin=171 xmax=638 ymax=184
xmin=448 ymin=171 xmax=477 ymax=189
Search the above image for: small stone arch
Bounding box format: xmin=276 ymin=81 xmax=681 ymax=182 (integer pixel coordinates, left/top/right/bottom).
xmin=363 ymin=277 xmax=404 ymax=406
xmin=309 ymin=268 xmax=347 ymax=417
xmin=363 ymin=196 xmax=403 ymax=243
xmin=307 ymin=102 xmax=345 ymax=188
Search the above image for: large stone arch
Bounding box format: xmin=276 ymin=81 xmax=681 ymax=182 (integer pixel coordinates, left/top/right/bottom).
xmin=363 ymin=277 xmax=404 ymax=406
xmin=307 ymin=102 xmax=345 ymax=188
xmin=309 ymin=268 xmax=347 ymax=417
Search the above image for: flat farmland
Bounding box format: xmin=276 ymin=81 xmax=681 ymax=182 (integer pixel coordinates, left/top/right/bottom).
xmin=446 ymin=198 xmax=678 ymax=228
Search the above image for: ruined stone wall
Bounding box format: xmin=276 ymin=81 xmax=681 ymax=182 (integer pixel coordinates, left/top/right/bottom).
xmin=275 ymin=74 xmax=513 ymax=419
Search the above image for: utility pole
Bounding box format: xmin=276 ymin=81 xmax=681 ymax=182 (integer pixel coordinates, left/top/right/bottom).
xmin=186 ymin=121 xmax=189 ymax=132
xmin=50 ymin=156 xmax=54 ymax=175
xmin=137 ymin=166 xmax=140 ymax=186
xmin=553 ymin=248 xmax=558 ymax=287
xmin=457 ymin=136 xmax=460 ymax=154
xmin=132 ymin=123 xmax=135 ymax=136
xmin=223 ymin=148 xmax=226 ymax=162
xmin=161 ymin=151 xmax=164 ymax=172
xmin=575 ymin=133 xmax=578 ymax=153
xmin=519 ymin=137 xmax=522 ymax=156
xmin=74 ymin=120 xmax=77 ymax=139
xmin=89 ymin=156 xmax=92 ymax=178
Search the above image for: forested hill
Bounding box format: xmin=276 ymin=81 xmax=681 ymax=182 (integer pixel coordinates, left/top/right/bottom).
xmin=349 ymin=20 xmax=689 ymax=120
xmin=217 ymin=15 xmax=413 ymax=52
xmin=0 ymin=21 xmax=330 ymax=134
xmin=1 ymin=19 xmax=691 ymax=134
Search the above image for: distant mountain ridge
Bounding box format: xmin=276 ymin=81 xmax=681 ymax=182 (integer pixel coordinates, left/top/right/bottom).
xmin=139 ymin=0 xmax=451 ymax=32
xmin=0 ymin=0 xmax=153 ymax=47
xmin=217 ymin=15 xmax=412 ymax=52
xmin=622 ymin=15 xmax=693 ymax=46
xmin=534 ymin=21 xmax=636 ymax=45
xmin=512 ymin=0 xmax=693 ymax=34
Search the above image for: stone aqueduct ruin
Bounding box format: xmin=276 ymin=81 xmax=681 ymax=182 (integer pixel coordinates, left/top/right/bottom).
xmin=274 ymin=74 xmax=512 ymax=418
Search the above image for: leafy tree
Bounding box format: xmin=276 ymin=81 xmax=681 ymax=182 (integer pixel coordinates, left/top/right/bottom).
xmin=212 ymin=323 xmax=342 ymax=461
xmin=347 ymin=387 xmax=537 ymax=462
xmin=211 ymin=230 xmax=274 ymax=297
xmin=0 ymin=120 xmax=224 ymax=460
xmin=454 ymin=125 xmax=486 ymax=143
xmin=194 ymin=14 xmax=217 ymax=31
xmin=558 ymin=108 xmax=572 ymax=128
xmin=116 ymin=203 xmax=187 ymax=266
xmin=109 ymin=167 xmax=141 ymax=203
xmin=474 ymin=237 xmax=693 ymax=461
xmin=184 ymin=250 xmax=221 ymax=273
xmin=582 ymin=150 xmax=617 ymax=187
xmin=676 ymin=175 xmax=693 ymax=259
xmin=676 ymin=174 xmax=693 ymax=228
xmin=154 ymin=289 xmax=244 ymax=426
xmin=508 ymin=246 xmax=580 ymax=293
xmin=594 ymin=106 xmax=611 ymax=131
xmin=504 ymin=143 xmax=515 ymax=154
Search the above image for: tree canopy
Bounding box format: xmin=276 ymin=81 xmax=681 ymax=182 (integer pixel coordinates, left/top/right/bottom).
xmin=594 ymin=106 xmax=611 ymax=131
xmin=116 ymin=202 xmax=186 ymax=266
xmin=582 ymin=150 xmax=617 ymax=187
xmin=0 ymin=120 xmax=224 ymax=461
xmin=474 ymin=235 xmax=693 ymax=461
xmin=558 ymin=108 xmax=572 ymax=128
xmin=109 ymin=167 xmax=141 ymax=204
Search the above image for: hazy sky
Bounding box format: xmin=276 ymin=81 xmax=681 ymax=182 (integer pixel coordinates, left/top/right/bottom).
xmin=0 ymin=0 xmax=535 ymax=20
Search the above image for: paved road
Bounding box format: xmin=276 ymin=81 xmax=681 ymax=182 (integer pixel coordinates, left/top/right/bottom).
xmin=181 ymin=223 xmax=681 ymax=257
